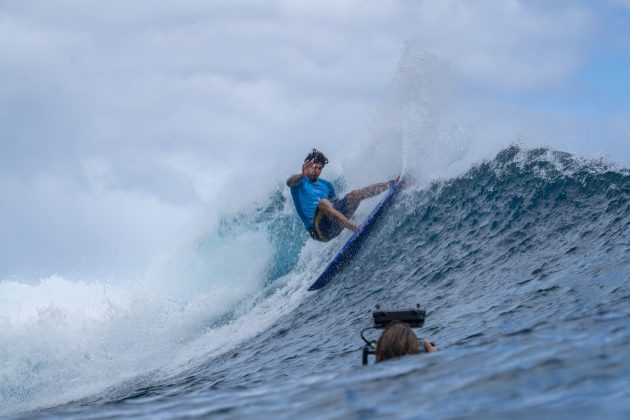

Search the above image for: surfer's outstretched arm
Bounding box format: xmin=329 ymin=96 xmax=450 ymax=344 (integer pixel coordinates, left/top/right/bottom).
xmin=345 ymin=180 xmax=395 ymax=206
xmin=317 ymin=199 xmax=359 ymax=231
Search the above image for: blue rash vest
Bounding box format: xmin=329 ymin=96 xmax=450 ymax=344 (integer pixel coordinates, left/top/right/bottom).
xmin=290 ymin=177 xmax=336 ymax=229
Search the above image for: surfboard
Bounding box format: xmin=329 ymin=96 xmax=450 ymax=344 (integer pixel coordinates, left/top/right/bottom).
xmin=308 ymin=179 xmax=404 ymax=291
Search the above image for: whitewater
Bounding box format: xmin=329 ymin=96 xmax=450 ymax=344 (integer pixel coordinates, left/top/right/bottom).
xmin=1 ymin=51 xmax=629 ymax=418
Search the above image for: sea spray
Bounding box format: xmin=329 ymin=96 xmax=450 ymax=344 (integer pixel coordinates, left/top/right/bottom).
xmin=344 ymin=44 xmax=470 ymax=188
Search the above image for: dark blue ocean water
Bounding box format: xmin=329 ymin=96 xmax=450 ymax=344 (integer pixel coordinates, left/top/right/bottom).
xmin=5 ymin=146 xmax=630 ymax=419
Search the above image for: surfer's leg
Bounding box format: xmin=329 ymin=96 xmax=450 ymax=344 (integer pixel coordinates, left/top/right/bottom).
xmin=317 ymin=199 xmax=358 ymax=232
xmin=314 ymin=210 xmax=341 ymax=241
xmin=334 ymin=196 xmax=360 ymax=220
xmin=344 ymin=181 xmax=393 ymax=206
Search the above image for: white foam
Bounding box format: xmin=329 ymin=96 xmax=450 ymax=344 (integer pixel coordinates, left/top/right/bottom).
xmin=0 ymin=224 xmax=279 ymax=415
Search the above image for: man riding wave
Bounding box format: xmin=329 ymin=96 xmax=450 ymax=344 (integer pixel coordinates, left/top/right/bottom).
xmin=287 ymin=149 xmax=395 ymax=242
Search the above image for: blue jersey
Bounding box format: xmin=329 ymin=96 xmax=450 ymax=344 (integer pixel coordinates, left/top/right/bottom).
xmin=290 ymin=177 xmax=336 ymax=229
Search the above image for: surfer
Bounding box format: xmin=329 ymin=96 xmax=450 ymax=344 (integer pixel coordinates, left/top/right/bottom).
xmin=287 ymin=149 xmax=395 ymax=242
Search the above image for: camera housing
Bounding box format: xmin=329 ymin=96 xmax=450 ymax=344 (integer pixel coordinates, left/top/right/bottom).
xmin=372 ymin=307 xmax=425 ymax=329
xmin=361 ymin=304 xmax=428 ymax=365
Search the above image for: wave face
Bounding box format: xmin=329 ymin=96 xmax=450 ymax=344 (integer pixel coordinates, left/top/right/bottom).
xmin=4 ymin=146 xmax=630 ymax=418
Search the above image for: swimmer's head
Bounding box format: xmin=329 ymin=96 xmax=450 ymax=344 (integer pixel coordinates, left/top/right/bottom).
xmin=376 ymin=321 xmax=420 ymax=362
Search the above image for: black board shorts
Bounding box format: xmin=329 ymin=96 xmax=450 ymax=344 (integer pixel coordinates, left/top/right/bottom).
xmin=309 ymin=196 xmax=360 ymax=242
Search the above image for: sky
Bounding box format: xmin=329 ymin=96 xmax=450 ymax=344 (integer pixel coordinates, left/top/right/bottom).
xmin=1 ymin=0 xmax=629 ymax=279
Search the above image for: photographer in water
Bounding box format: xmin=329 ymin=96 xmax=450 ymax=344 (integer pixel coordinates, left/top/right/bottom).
xmin=362 ymin=306 xmax=438 ymax=364
xmin=376 ymin=321 xmax=438 ymax=362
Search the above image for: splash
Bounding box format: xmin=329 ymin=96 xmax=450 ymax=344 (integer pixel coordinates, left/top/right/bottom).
xmin=343 ymin=44 xmax=470 ymax=188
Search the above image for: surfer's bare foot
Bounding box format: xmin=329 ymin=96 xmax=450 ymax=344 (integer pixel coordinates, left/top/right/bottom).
xmin=392 ymin=175 xmax=413 ymax=189
xmin=350 ymin=223 xmax=359 ymax=231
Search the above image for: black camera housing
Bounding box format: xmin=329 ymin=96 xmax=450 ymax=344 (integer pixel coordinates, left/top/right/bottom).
xmin=372 ymin=307 xmax=426 ymax=329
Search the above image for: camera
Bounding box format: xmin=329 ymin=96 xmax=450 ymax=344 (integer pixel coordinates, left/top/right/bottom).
xmin=361 ymin=304 xmax=428 ymax=365
xmin=372 ymin=306 xmax=426 ymax=329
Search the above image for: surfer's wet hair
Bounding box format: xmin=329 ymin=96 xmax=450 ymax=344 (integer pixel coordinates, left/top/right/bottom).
xmin=305 ymin=149 xmax=328 ymax=166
